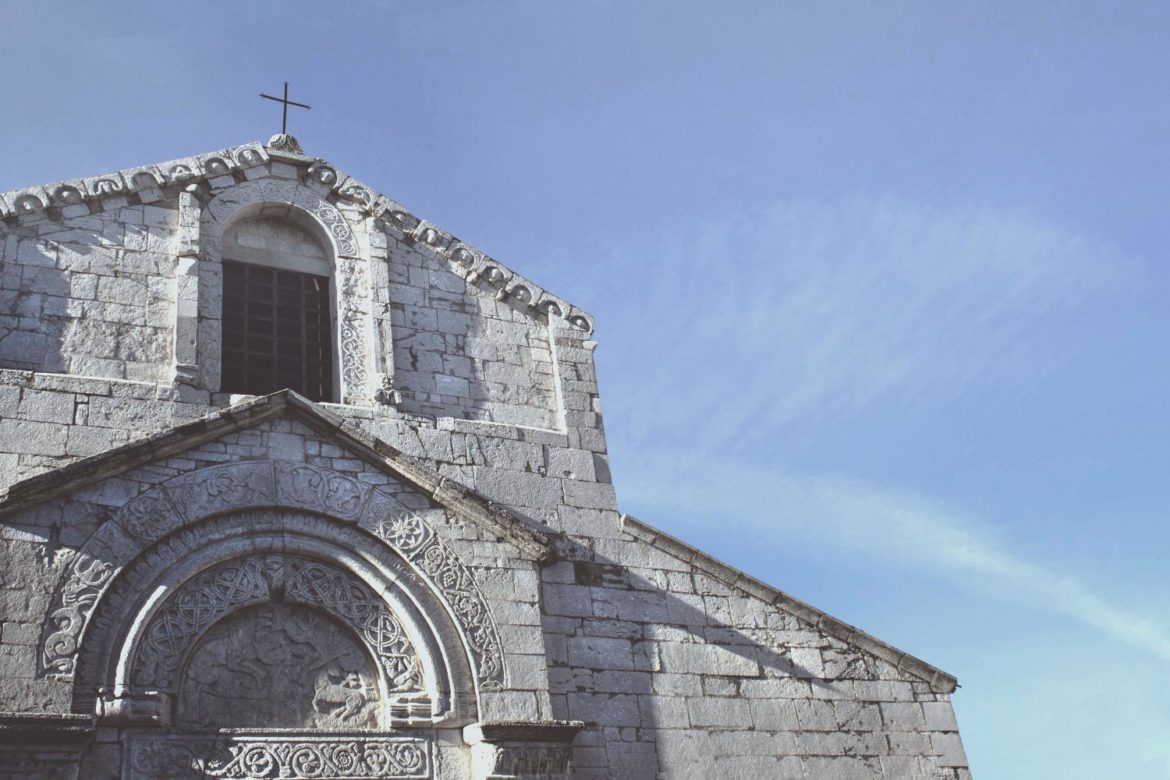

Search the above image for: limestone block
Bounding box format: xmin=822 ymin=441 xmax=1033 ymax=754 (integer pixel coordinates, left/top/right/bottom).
xmin=803 ymin=756 xmax=881 ymax=780
xmin=567 ymin=637 xmax=635 ymax=671
xmin=0 ymin=419 xmax=68 ymax=455
xmin=931 ymin=732 xmax=968 ymax=767
xmin=922 ymin=700 xmax=960 ymax=731
xmin=880 ymin=701 xmax=928 ymax=732
xmin=686 ymin=696 xmax=752 ymax=729
xmin=566 ymin=692 xmax=640 ymax=727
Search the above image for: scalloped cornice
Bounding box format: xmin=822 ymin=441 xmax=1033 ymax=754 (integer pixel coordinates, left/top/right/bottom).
xmin=0 ymin=140 xmax=594 ymax=334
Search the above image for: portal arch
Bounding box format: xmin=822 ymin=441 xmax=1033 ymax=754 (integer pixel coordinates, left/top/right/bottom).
xmin=74 ymin=509 xmax=475 ymax=729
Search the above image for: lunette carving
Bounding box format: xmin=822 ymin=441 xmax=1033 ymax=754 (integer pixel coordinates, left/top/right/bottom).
xmin=132 ymin=554 xmax=423 ymax=697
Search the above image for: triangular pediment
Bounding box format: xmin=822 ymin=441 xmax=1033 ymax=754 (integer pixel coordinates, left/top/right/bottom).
xmin=0 ymin=390 xmax=556 ymax=563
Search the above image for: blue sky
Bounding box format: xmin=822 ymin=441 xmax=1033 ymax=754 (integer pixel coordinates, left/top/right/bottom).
xmin=3 ymin=2 xmax=1168 ymax=775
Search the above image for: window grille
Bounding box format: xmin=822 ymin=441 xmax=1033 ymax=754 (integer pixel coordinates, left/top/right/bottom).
xmin=221 ymin=259 xmax=333 ymax=402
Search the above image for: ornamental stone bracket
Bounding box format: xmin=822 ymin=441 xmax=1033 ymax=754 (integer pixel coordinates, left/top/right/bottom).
xmin=463 ymin=721 xmax=584 ymax=780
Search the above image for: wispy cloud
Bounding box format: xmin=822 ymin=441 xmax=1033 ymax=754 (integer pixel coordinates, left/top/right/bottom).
xmin=622 ymin=457 xmax=1170 ymax=663
xmin=594 ymin=196 xmax=1139 ymax=448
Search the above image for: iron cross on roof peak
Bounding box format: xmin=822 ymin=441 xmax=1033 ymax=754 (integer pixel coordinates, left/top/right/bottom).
xmin=259 ymin=81 xmax=311 ymax=135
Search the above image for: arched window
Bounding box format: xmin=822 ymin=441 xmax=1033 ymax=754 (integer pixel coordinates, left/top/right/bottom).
xmin=219 ymin=215 xmax=335 ymax=402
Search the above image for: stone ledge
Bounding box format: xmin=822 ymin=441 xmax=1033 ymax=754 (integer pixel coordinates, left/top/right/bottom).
xmin=0 ymin=713 xmax=95 ymax=742
xmin=463 ymin=719 xmax=584 ymax=744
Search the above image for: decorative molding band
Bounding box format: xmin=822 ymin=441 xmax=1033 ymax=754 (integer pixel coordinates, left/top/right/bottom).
xmin=373 ymin=513 xmax=506 ymax=690
xmin=125 ymin=734 xmax=430 ymax=780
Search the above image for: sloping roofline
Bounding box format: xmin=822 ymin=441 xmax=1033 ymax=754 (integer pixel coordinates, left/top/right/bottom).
xmin=621 ymin=514 xmax=960 ymax=694
xmin=0 ymin=390 xmax=557 ymax=562
xmin=0 ymin=139 xmax=594 ymax=334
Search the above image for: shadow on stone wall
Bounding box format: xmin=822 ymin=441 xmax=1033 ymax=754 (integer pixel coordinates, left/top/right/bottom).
xmin=0 ymin=235 xmax=70 ymax=374
xmin=541 ymin=536 xmax=960 ymax=779
xmin=388 ymin=251 xmax=558 ymax=429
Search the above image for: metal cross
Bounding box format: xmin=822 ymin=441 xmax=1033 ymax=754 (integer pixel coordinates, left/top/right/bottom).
xmin=259 ymin=81 xmax=311 ymax=135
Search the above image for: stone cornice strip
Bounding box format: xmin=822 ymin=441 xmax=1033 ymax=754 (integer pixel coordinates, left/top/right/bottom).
xmin=0 ymin=390 xmax=556 ymax=563
xmin=463 ymin=719 xmax=585 ymax=745
xmin=619 ymin=513 xmax=959 ymax=694
xmin=0 ymin=712 xmax=95 ymax=742
xmin=0 ymin=140 xmax=594 ymax=335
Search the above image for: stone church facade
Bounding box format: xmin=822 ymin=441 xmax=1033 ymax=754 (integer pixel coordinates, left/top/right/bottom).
xmin=0 ymin=136 xmax=970 ymax=779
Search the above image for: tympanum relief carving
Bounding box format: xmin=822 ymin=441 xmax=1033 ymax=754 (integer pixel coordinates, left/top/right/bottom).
xmin=179 ymin=603 xmax=380 ymax=729
xmin=131 ymin=554 xmax=424 ymax=730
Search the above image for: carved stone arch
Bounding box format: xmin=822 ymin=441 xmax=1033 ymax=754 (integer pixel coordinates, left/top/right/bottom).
xmin=202 ymin=178 xmax=360 ymax=260
xmin=73 ymin=511 xmax=475 ymax=729
xmin=196 ymin=178 xmax=373 ymax=404
xmin=41 ymin=461 xmax=508 ymax=712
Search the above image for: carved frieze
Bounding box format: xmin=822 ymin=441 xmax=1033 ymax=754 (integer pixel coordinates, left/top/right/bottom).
xmin=125 ymin=734 xmax=430 ymax=780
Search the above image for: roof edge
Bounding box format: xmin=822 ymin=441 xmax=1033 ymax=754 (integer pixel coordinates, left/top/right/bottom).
xmin=619 ymin=513 xmax=959 ymax=694
xmin=0 ymin=391 xmax=556 ymax=563
xmin=0 ymin=141 xmax=594 ymax=334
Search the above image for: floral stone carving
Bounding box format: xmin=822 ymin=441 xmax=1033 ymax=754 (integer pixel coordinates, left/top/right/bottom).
xmin=126 ymin=734 xmax=430 ymax=780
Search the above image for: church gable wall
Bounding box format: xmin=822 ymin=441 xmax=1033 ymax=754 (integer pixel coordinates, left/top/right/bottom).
xmin=0 ymin=199 xmax=177 ymax=382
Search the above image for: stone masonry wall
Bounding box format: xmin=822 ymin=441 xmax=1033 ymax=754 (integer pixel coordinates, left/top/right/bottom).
xmin=378 ymin=226 xmax=557 ymax=429
xmin=0 ymin=201 xmax=177 ymax=382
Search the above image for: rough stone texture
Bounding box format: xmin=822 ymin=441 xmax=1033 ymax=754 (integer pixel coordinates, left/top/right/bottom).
xmin=0 ymin=140 xmax=970 ymax=779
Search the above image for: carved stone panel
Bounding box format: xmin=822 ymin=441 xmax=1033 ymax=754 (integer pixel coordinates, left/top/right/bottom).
xmin=132 ymin=554 xmax=424 ymax=706
xmin=178 ymin=603 xmax=381 ymax=729
xmin=374 ymin=514 xmax=505 ymax=690
xmin=125 ymin=734 xmax=431 ymax=779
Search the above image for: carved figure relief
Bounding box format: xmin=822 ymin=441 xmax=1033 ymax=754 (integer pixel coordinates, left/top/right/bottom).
xmin=42 ymin=552 xmax=115 ymax=674
xmin=178 ymin=603 xmax=380 ymax=729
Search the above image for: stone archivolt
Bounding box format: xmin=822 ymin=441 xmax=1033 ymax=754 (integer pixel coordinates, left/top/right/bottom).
xmin=69 ymin=509 xmax=463 ymax=727
xmin=40 ymin=455 xmax=522 ymax=704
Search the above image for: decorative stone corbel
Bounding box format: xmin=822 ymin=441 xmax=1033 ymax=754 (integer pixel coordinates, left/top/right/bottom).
xmin=463 ymin=720 xmax=584 ymax=780
xmin=95 ymin=688 xmax=172 ymax=727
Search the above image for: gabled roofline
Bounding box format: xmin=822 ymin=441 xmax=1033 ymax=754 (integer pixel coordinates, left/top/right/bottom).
xmin=0 ymin=390 xmax=557 ymax=563
xmin=0 ymin=139 xmax=594 ymax=334
xmin=620 ymin=513 xmax=959 ymax=694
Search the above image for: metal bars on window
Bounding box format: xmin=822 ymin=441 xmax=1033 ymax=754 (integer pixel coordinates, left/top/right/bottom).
xmin=221 ymin=259 xmax=334 ymax=402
